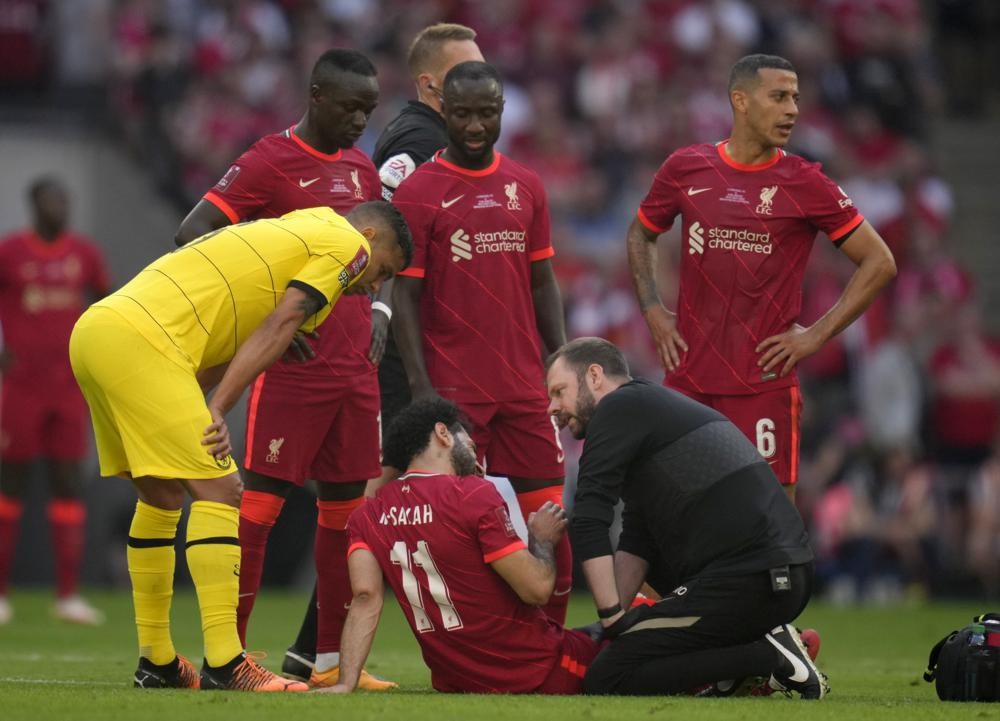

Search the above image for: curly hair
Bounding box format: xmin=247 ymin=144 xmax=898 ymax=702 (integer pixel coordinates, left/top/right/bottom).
xmin=382 ymin=398 xmax=470 ymax=471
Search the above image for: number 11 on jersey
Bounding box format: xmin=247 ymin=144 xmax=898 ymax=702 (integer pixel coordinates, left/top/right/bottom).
xmin=390 ymin=540 xmax=464 ymax=633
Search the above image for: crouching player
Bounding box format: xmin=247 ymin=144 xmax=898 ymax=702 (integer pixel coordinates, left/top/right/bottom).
xmin=319 ymin=398 xmax=598 ymax=693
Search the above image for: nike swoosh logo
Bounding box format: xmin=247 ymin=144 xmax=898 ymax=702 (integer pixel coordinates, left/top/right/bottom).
xmin=441 ymin=195 xmax=464 ymax=208
xmin=553 ymin=587 xmax=572 ymax=596
xmin=238 ymin=592 xmax=255 ymax=598
xmin=687 ymin=187 xmax=711 ymax=196
xmin=767 ymin=632 xmax=810 ymax=683
xmin=299 ymin=178 xmax=319 ymax=188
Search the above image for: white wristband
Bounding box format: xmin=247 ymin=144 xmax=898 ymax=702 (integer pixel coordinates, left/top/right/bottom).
xmin=371 ymin=301 xmax=392 ymax=321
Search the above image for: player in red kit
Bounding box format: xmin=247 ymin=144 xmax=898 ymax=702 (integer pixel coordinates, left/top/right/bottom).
xmin=391 ymin=61 xmax=571 ymax=625
xmin=318 ymin=398 xmax=600 ymax=694
xmin=175 ymin=49 xmax=395 ymax=690
xmin=0 ymin=177 xmax=109 ymax=626
xmin=627 ymin=54 xmax=896 ymax=501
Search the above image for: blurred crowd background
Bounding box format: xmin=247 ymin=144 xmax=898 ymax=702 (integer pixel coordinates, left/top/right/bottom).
xmin=2 ymin=0 xmax=1000 ymax=603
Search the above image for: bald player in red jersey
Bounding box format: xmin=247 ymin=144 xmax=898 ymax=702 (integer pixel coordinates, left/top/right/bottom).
xmin=0 ymin=177 xmax=109 ymax=627
xmin=319 ymin=398 xmax=600 ymax=695
xmin=391 ymin=61 xmax=571 ymax=624
xmin=628 ymin=54 xmax=896 ymax=501
xmin=175 ymin=49 xmax=394 ymax=689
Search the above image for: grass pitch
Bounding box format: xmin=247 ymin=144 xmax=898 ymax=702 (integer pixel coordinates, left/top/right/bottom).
xmin=0 ymin=589 xmax=991 ymax=720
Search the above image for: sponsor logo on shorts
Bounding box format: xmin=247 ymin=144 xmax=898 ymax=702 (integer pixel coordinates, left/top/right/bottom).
xmin=266 ymin=437 xmax=284 ymax=464
xmin=215 ymin=455 xmax=233 ymax=470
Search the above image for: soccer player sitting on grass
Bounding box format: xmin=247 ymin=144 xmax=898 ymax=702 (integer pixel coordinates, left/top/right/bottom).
xmin=318 ymin=398 xmax=600 ymax=694
xmin=69 ymin=202 xmax=410 ymax=692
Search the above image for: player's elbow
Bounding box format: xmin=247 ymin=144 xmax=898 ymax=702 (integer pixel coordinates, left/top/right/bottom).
xmin=516 ymin=570 xmax=556 ymax=606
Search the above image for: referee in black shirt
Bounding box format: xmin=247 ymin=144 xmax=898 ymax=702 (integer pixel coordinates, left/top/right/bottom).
xmin=546 ymin=337 xmax=827 ymax=698
xmin=372 ymin=23 xmax=483 ymax=431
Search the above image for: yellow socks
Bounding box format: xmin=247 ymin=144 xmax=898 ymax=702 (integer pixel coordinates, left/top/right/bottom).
xmin=186 ymin=501 xmax=243 ymax=667
xmin=127 ymin=501 xmax=181 ymax=666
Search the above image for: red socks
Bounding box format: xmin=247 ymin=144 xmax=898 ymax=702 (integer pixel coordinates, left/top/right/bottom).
xmin=0 ymin=496 xmax=23 ymax=596
xmin=315 ymin=498 xmax=364 ymax=654
xmin=237 ymin=490 xmax=285 ymax=645
xmin=48 ymin=499 xmax=86 ymax=598
xmin=516 ymin=486 xmax=572 ymax=625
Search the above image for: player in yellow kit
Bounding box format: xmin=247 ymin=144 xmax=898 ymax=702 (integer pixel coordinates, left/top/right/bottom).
xmin=69 ymin=202 xmax=411 ymax=691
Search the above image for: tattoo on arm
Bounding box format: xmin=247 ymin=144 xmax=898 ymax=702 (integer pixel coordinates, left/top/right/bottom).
xmin=296 ymin=294 xmax=323 ymax=319
xmin=529 ymin=537 xmax=556 ymax=572
xmin=627 ymin=228 xmax=661 ymax=312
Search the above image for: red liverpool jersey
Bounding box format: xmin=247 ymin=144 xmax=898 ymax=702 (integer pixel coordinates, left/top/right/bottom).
xmin=347 ymin=471 xmax=568 ymax=693
xmin=203 ymin=127 xmax=381 ymax=376
xmin=638 ymin=141 xmax=864 ymax=395
xmin=392 ymin=151 xmax=555 ymax=402
xmin=0 ymin=229 xmax=109 ymax=384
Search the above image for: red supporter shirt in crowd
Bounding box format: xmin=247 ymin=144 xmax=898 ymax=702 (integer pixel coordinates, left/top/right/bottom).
xmin=347 ymin=470 xmax=569 ymax=693
xmin=203 ymin=127 xmax=381 ymax=377
xmin=392 ymin=151 xmax=554 ymax=403
xmin=0 ymin=229 xmax=109 ymax=385
xmin=638 ymin=141 xmax=864 ymax=395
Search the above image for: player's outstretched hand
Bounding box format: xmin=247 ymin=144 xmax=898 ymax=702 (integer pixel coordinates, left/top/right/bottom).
xmin=283 ymin=330 xmax=319 ymax=362
xmin=368 ymin=309 xmax=390 ymax=364
xmin=756 ymin=323 xmax=824 ymax=377
xmin=527 ymin=501 xmax=568 ymax=545
xmin=202 ymin=406 xmax=232 ymax=460
xmin=643 ymin=305 xmax=688 ymax=372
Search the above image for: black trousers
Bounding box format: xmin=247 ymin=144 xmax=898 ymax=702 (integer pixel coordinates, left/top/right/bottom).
xmin=583 ymin=562 xmax=813 ymax=695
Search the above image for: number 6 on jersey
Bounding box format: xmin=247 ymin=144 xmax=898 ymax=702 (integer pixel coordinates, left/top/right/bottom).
xmin=390 ymin=540 xmax=463 ymax=633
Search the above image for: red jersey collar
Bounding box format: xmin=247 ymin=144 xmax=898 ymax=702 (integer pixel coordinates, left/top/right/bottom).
xmin=288 ymin=127 xmax=343 ymax=162
xmin=717 ymin=140 xmax=784 ymax=172
xmin=434 ymin=149 xmax=502 ymax=177
xmin=26 ymin=230 xmax=71 ymax=258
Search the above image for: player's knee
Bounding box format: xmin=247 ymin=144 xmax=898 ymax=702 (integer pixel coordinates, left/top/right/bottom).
xmin=580 ymin=653 xmax=621 ymax=695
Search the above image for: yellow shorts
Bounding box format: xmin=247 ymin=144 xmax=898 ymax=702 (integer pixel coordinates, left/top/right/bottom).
xmin=69 ymin=306 xmax=236 ymax=480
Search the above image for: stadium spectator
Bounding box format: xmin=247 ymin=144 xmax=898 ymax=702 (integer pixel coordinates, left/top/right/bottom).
xmin=319 ymin=397 xmax=601 ymax=695
xmin=546 ymin=337 xmax=824 ymax=698
xmin=174 ymin=49 xmax=396 ymax=691
xmin=0 ymin=177 xmax=109 ymax=627
xmin=371 ymin=22 xmax=483 ymax=438
xmin=626 ymin=53 xmax=896 ymax=501
xmin=70 ymin=202 xmax=410 ymax=691
xmin=391 ymin=61 xmax=571 ymax=624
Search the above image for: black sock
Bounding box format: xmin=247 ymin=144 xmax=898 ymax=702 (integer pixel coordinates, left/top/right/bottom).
xmin=291 ymin=584 xmax=318 ymax=655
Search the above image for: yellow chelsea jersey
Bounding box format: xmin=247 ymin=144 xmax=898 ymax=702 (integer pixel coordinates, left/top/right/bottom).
xmin=95 ymin=207 xmax=370 ymax=369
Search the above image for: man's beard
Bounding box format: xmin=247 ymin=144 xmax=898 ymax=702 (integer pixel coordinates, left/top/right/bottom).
xmin=570 ymin=384 xmax=598 ymax=440
xmin=450 ymin=441 xmax=479 ymax=476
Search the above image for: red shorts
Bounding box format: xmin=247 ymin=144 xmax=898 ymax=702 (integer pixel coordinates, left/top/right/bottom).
xmin=244 ymin=368 xmax=381 ymax=484
xmin=679 ymin=385 xmax=802 ymax=486
xmin=537 ymin=629 xmax=603 ymax=694
xmin=1 ymin=375 xmax=89 ymax=462
xmin=457 ymin=395 xmax=564 ymax=480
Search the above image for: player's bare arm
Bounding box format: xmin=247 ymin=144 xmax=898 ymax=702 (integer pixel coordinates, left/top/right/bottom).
xmin=196 ymin=362 xmax=230 ymax=393
xmin=531 ymin=259 xmax=567 ymax=357
xmin=581 ymin=555 xmax=625 ymax=627
xmin=756 ymin=220 xmax=896 ymax=377
xmin=391 ymin=275 xmax=439 ymax=400
xmin=613 ymin=550 xmax=650 ymax=608
xmin=626 ymin=217 xmax=688 ymax=371
xmin=368 ymin=279 xmax=394 ymax=364
xmin=313 ymin=548 xmax=386 ymax=694
xmin=491 ymin=544 xmax=559 ymax=607
xmin=202 ymin=286 xmax=318 ymax=458
xmin=175 ymin=199 xmax=230 ymax=247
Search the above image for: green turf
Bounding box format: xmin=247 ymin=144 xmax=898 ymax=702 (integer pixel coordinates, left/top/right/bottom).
xmin=0 ymin=589 xmax=993 ymax=719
